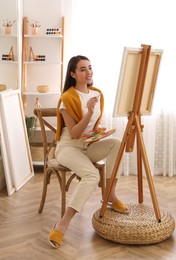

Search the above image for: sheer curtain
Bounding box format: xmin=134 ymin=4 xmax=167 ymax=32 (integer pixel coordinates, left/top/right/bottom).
xmin=69 ymin=0 xmax=176 ymax=176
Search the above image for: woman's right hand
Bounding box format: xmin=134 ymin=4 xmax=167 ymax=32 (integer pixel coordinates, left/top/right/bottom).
xmin=86 ymin=96 xmax=98 ymax=114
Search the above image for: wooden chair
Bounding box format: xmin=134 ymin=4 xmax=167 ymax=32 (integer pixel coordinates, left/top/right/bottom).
xmin=33 ymin=107 xmax=106 ymax=217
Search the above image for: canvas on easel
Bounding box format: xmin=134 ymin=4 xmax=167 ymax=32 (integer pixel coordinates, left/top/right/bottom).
xmin=113 ymin=47 xmax=163 ymax=117
xmin=100 ymin=44 xmax=163 ymax=222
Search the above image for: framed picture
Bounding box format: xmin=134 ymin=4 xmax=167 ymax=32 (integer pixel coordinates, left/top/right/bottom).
xmin=113 ymin=47 xmax=163 ymax=117
xmin=0 ymin=90 xmax=34 ymax=196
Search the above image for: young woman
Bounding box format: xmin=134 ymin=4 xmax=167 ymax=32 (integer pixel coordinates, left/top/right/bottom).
xmin=49 ymin=55 xmax=128 ymax=248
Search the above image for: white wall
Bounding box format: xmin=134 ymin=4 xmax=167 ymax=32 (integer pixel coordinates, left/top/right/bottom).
xmin=70 ymin=0 xmax=176 ymax=114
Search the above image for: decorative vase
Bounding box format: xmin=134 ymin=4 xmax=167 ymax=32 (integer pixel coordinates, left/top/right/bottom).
xmin=31 ymin=27 xmax=39 ymax=35
xmin=2 ymin=27 xmax=11 ymax=34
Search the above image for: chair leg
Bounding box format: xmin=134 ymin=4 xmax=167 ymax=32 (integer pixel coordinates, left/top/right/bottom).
xmin=60 ymin=171 xmax=66 ymax=217
xmin=98 ymin=164 xmax=106 ymax=198
xmin=38 ymin=169 xmax=50 ymax=213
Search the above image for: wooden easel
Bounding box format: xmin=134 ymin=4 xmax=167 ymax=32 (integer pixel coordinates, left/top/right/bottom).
xmin=29 ymin=46 xmax=35 ymax=61
xmin=8 ymin=46 xmax=14 ymax=61
xmin=100 ymin=44 xmax=161 ymax=222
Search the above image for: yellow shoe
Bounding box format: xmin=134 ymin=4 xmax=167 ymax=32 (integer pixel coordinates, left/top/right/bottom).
xmin=49 ymin=225 xmax=64 ymax=249
xmin=108 ymin=200 xmax=129 ymax=214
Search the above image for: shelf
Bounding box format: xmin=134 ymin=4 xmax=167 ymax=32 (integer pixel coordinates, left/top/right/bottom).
xmin=23 ymin=61 xmax=62 ymax=64
xmin=0 ymin=60 xmax=18 ymax=64
xmin=32 ymin=126 xmax=56 ymax=131
xmin=24 ymin=34 xmax=62 ymax=39
xmin=23 ymin=91 xmax=60 ymax=95
xmin=0 ymin=34 xmax=17 ymax=38
xmin=32 ymin=161 xmax=44 ymax=166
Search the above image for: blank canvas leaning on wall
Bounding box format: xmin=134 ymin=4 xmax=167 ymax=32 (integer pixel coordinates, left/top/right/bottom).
xmin=0 ymin=114 xmax=15 ymax=196
xmin=0 ymin=90 xmax=34 ymax=196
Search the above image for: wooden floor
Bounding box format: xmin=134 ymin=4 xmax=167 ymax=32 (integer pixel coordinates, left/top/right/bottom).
xmin=0 ymin=168 xmax=176 ymax=260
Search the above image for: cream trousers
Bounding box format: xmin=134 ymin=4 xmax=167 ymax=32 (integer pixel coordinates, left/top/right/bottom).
xmin=55 ymin=133 xmax=121 ymax=213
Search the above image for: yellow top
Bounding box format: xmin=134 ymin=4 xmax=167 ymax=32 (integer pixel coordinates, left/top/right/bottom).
xmin=56 ymin=86 xmax=104 ymax=141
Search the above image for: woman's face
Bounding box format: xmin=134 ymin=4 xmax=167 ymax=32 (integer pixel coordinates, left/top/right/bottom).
xmin=71 ymin=59 xmax=93 ymax=86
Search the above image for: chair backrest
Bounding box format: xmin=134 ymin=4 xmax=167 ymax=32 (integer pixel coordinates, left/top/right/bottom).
xmin=33 ymin=107 xmax=57 ymax=165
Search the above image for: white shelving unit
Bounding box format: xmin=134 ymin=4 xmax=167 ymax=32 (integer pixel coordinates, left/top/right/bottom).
xmin=22 ymin=0 xmax=65 ymax=165
xmin=22 ymin=0 xmax=65 ymax=117
xmin=0 ymin=0 xmax=71 ymax=181
xmin=0 ymin=0 xmax=22 ymax=91
xmin=22 ymin=16 xmax=64 ymax=116
xmin=0 ymin=0 xmax=22 ymax=190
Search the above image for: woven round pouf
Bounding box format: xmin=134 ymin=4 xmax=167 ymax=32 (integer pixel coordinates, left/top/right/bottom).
xmin=92 ymin=203 xmax=175 ymax=245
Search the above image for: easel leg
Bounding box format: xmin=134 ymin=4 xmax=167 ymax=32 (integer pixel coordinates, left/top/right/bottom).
xmin=99 ymin=113 xmax=135 ymax=218
xmin=99 ymin=139 xmax=126 ymax=217
xmin=137 ymin=132 xmax=143 ymax=203
xmin=135 ymin=114 xmax=161 ymax=222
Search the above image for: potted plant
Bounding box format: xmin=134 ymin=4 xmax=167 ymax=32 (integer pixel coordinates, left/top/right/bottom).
xmin=2 ymin=19 xmax=16 ymax=34
xmin=27 ymin=19 xmax=41 ymax=35
xmin=25 ymin=116 xmax=36 ymax=139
